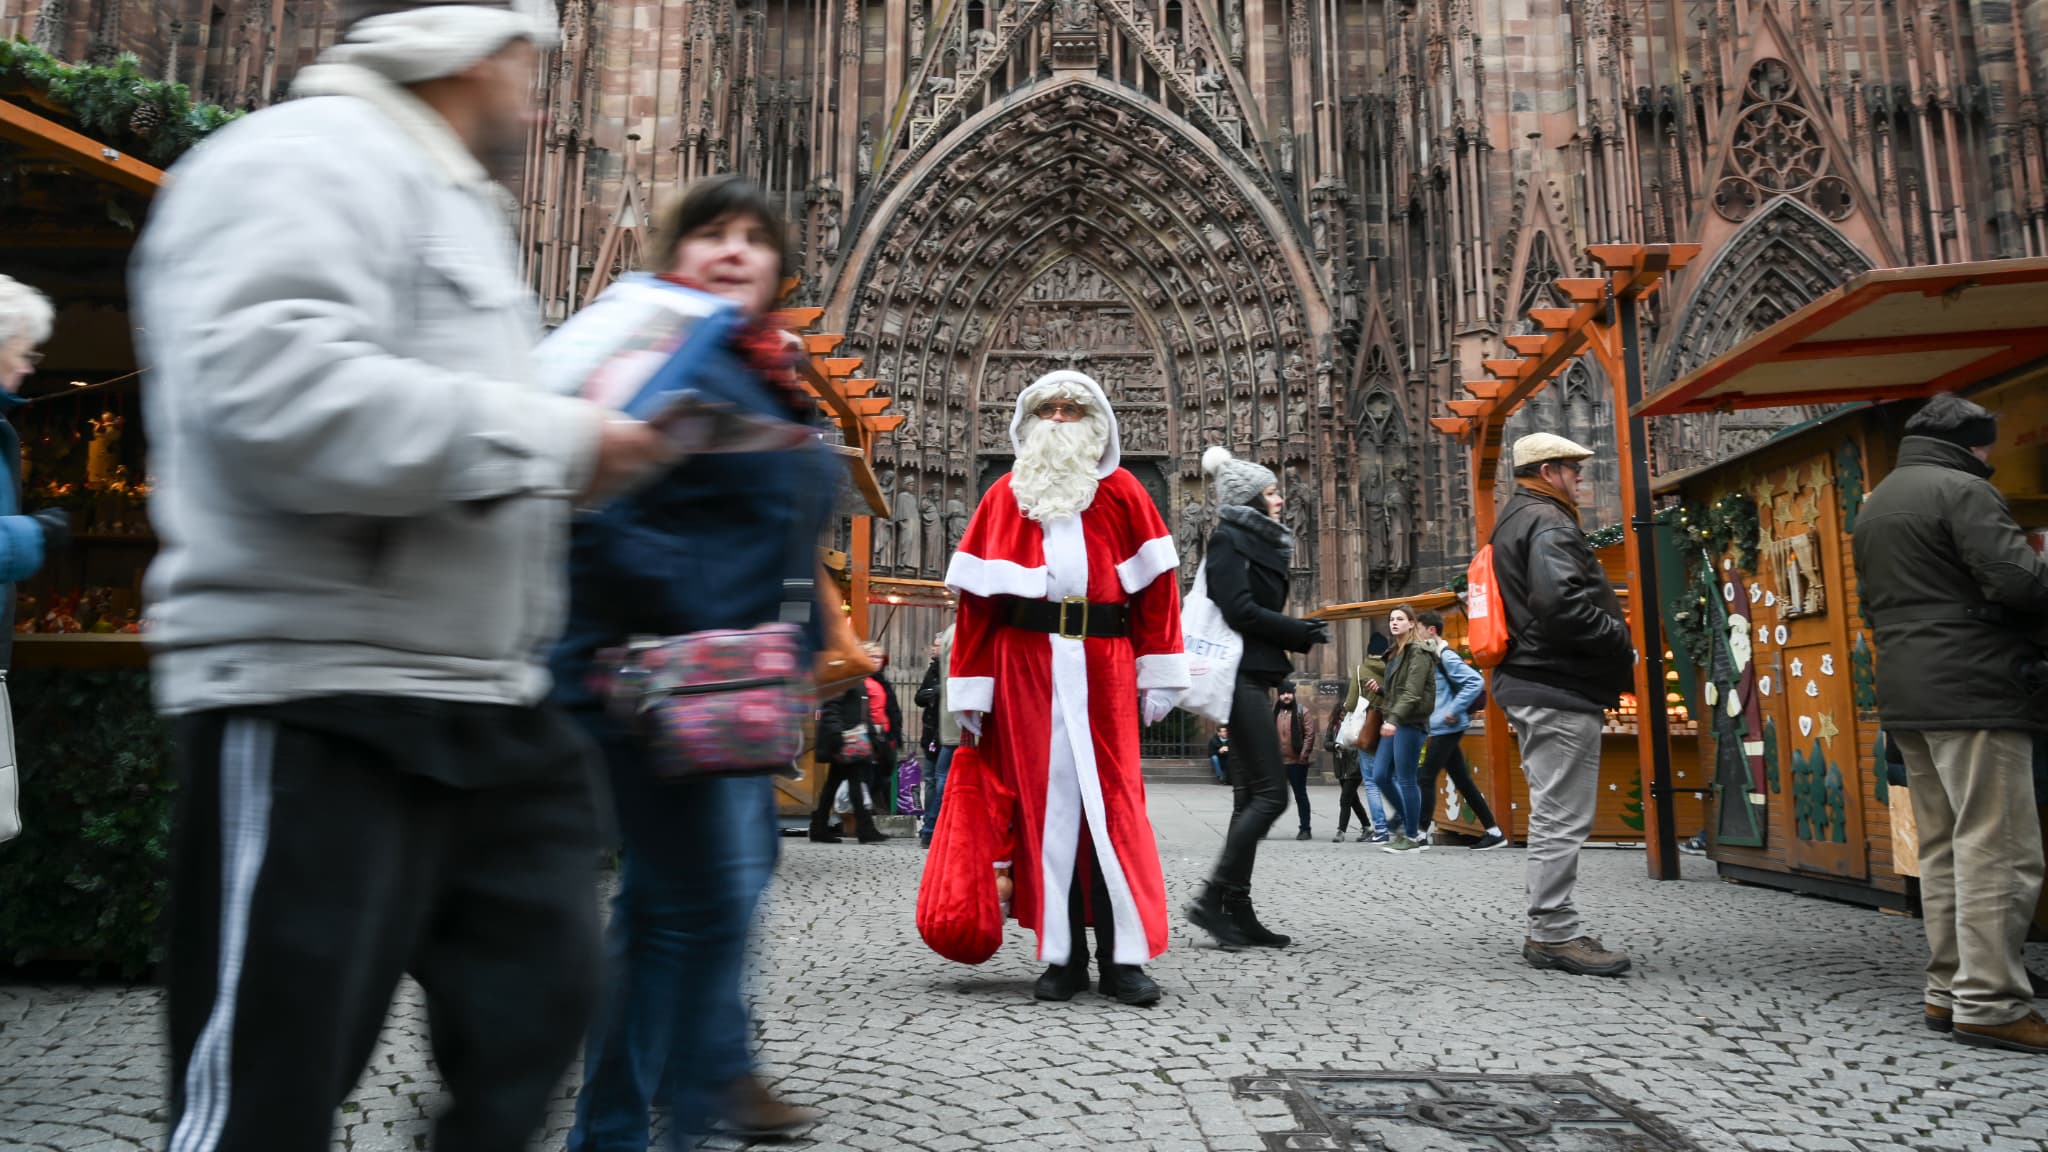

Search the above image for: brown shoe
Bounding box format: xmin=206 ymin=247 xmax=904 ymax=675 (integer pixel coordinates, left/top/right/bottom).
xmin=1954 ymin=1011 xmax=2048 ymax=1055
xmin=721 ymin=1074 xmax=818 ymax=1139
xmin=1523 ymin=936 xmax=1632 ymax=977
xmin=1925 ymin=1003 xmax=1953 ymax=1033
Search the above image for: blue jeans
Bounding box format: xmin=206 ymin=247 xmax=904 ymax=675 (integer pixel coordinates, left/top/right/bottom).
xmin=1389 ymin=725 xmax=1428 ymax=837
xmin=919 ymin=745 xmax=955 ymax=841
xmin=569 ymin=720 xmax=781 ymax=1152
xmin=1356 ymin=752 xmax=1389 ymax=831
xmin=1211 ymin=754 xmax=1227 ymax=782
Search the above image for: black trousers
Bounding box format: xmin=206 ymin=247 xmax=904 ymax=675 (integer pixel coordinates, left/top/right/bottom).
xmin=1336 ymin=778 xmax=1371 ymax=832
xmin=165 ymin=702 xmax=602 ymax=1152
xmin=1209 ymin=679 xmax=1287 ymax=894
xmin=1285 ymin=763 xmax=1312 ymax=831
xmin=809 ymin=757 xmax=876 ymax=830
xmin=1419 ymin=731 xmax=1498 ymax=830
xmin=1056 ymin=830 xmax=1119 ymax=971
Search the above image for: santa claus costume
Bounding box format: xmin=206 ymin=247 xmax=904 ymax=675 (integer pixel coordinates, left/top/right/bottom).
xmin=940 ymin=371 xmax=1186 ymax=1006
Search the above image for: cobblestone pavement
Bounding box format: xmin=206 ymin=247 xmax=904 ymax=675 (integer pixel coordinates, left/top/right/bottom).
xmin=6 ymin=780 xmax=2048 ymax=1151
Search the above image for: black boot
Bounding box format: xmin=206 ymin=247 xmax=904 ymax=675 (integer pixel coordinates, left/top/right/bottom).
xmin=1090 ymin=903 xmax=1163 ymax=1006
xmin=806 ymin=825 xmax=843 ymax=843
xmin=1224 ymin=892 xmax=1292 ymax=948
xmin=1184 ymin=881 xmax=1251 ymax=950
xmin=1033 ymin=960 xmax=1091 ymax=1001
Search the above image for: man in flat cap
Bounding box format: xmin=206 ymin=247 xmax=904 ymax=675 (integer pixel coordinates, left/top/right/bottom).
xmin=1855 ymin=392 xmax=2048 ymax=1054
xmin=1488 ymin=432 xmax=1635 ymax=977
xmin=133 ymin=2 xmax=673 ymax=1147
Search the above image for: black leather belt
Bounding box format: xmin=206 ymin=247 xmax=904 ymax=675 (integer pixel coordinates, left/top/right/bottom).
xmin=1004 ymin=596 xmax=1130 ymax=639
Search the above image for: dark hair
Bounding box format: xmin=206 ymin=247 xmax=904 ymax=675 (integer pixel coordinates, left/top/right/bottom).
xmin=646 ymin=174 xmax=792 ymax=279
xmin=1366 ymin=631 xmax=1390 ymax=657
xmin=1512 ymin=462 xmax=1546 ymax=479
xmin=1416 ymin=609 xmax=1445 ymax=632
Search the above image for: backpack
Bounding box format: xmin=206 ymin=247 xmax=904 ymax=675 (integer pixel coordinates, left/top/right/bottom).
xmin=1465 ymin=544 xmax=1508 ymax=668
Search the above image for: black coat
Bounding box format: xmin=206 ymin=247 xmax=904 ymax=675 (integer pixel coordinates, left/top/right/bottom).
xmin=915 ymin=656 xmax=943 ymax=755
xmin=1853 ymin=436 xmax=2048 ymax=730
xmin=1206 ymin=516 xmax=1319 ymax=688
xmin=817 ymin=679 xmax=900 ymax=765
xmin=1489 ymin=486 xmax=1633 ymax=707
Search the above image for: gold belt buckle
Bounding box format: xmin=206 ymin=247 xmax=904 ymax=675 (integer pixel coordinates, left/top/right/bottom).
xmin=1057 ymin=596 xmax=1090 ymax=640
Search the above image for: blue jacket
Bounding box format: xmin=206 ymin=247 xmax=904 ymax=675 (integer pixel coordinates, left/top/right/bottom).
xmin=549 ymin=284 xmax=839 ymax=711
xmin=0 ymin=399 xmax=49 ymax=668
xmin=1427 ymin=643 xmax=1487 ymax=735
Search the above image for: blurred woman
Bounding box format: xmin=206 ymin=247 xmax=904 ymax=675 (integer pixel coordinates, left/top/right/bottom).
xmin=548 ymin=176 xmax=833 ymax=1150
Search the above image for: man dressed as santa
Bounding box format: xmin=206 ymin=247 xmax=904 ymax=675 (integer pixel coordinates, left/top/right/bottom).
xmin=944 ymin=370 xmax=1187 ymax=1006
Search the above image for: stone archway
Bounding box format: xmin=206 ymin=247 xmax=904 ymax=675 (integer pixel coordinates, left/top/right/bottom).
xmin=833 ymin=75 xmax=1329 ymax=583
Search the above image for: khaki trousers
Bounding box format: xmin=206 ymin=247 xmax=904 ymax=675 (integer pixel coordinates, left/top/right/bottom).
xmin=1895 ymin=729 xmax=2044 ymax=1026
xmin=1501 ymin=703 xmax=1605 ymax=944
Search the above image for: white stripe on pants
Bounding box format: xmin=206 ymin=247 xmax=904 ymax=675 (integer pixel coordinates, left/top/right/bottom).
xmin=169 ymin=718 xmax=277 ymax=1152
xmin=1502 ymin=703 xmax=1602 ymax=944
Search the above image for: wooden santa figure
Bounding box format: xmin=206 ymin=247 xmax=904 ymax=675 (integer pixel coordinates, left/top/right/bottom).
xmin=932 ymin=370 xmax=1187 ymax=1006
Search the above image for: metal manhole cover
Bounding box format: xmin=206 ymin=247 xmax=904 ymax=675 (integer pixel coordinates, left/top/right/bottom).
xmin=1233 ymin=1071 xmax=1705 ymax=1150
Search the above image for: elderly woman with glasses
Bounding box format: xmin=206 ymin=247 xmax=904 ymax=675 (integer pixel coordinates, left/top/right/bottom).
xmin=0 ymin=275 xmax=72 ymax=666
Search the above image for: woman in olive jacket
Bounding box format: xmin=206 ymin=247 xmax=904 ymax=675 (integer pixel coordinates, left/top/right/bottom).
xmin=1185 ymin=448 xmax=1328 ymax=950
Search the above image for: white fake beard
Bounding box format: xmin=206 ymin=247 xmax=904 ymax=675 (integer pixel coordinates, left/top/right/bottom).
xmin=1011 ymin=414 xmax=1108 ymax=522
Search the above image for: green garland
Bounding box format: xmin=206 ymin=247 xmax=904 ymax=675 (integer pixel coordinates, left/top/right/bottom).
xmin=1 ymin=40 xmax=239 ymax=168
xmin=1661 ymin=492 xmax=1761 ymax=674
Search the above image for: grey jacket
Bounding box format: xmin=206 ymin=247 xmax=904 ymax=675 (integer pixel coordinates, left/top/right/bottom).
xmin=132 ymin=66 xmax=602 ymax=714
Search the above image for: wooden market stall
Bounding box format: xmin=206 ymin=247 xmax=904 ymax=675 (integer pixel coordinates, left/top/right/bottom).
xmin=1635 ymin=256 xmax=2048 ymax=923
xmin=1311 ymin=580 xmax=1709 ymax=846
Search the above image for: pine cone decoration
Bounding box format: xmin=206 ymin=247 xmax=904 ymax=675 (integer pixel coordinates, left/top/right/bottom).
xmin=127 ymin=89 xmax=163 ymax=138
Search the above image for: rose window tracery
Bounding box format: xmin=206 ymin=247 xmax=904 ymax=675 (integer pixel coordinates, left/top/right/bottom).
xmin=1713 ymin=59 xmax=1852 ymax=224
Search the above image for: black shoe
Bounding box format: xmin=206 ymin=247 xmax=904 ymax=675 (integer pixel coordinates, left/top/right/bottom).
xmin=1033 ymin=962 xmax=1090 ymax=1002
xmin=1224 ymin=895 xmax=1291 ymax=948
xmin=807 ymin=827 xmax=843 ymax=843
xmin=1097 ymin=964 xmax=1162 ymax=1006
xmin=855 ymin=823 xmax=890 ymax=844
xmin=1295 ymin=828 xmax=1312 ymax=841
xmin=1183 ymin=883 xmax=1250 ymax=950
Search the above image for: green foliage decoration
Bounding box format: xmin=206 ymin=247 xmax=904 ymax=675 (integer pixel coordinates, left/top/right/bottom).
xmin=0 ymin=670 xmax=175 ymax=977
xmin=0 ymin=40 xmax=239 ymax=169
xmin=1835 ymin=439 xmax=1866 ymax=534
xmin=1763 ymin=714 xmax=1780 ymax=793
xmin=1790 ymin=743 xmax=1817 ymax=840
xmin=1850 ymin=632 xmax=1877 ymax=712
xmin=1823 ymin=753 xmax=1848 ymax=843
xmin=1620 ymin=777 xmax=1645 ymax=832
xmin=1872 ymin=731 xmax=1889 ymax=806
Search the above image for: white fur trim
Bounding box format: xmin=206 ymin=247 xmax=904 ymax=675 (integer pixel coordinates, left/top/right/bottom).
xmin=314 ymin=0 xmax=558 ymax=85
xmin=1116 ymin=535 xmax=1180 ymax=594
xmin=947 ymin=677 xmax=994 ymax=715
xmin=1135 ymin=653 xmax=1191 ymax=691
xmin=1009 ymin=370 xmax=1121 ymax=478
xmin=1042 ymin=516 xmax=1089 ymax=600
xmin=944 ymin=551 xmax=1047 ymax=600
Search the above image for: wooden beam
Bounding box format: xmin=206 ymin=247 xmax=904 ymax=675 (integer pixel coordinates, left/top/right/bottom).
xmin=1463 ymin=379 xmax=1505 ymax=400
xmin=1505 ymin=334 xmax=1550 ymax=354
xmin=1444 ymin=398 xmax=1486 ymax=417
xmin=1430 ymin=416 xmax=1471 ymax=435
xmin=838 ymin=377 xmax=880 ymax=397
xmin=1775 ymin=329 xmax=2035 ymax=361
xmin=770 ymin=306 xmax=826 ymax=330
xmin=1528 ymin=307 xmax=1577 ymax=330
xmin=1482 ymin=358 xmax=1529 ymax=380
xmin=822 ymin=356 xmax=863 ymax=377
xmin=0 ymin=99 xmax=164 ymax=195
xmin=802 ymin=333 xmax=846 ymax=354
xmin=868 ymin=414 xmax=906 ymax=432
xmin=1554 ymin=277 xmax=1608 ymax=303
xmin=848 ymin=396 xmax=892 ymax=416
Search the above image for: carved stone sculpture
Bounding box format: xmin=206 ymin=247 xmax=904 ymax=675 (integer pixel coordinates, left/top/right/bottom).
xmin=921 ymin=496 xmax=944 ymax=574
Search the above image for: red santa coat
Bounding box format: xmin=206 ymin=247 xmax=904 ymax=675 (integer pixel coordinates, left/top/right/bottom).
xmin=945 ymin=467 xmax=1185 ymax=967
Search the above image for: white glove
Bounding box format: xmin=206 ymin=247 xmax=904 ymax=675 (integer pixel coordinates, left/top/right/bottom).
xmin=957 ymin=710 xmax=984 ymax=738
xmin=1139 ymin=689 xmax=1175 ymax=727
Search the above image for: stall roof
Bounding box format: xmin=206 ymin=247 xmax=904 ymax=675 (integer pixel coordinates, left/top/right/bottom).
xmin=1635 ymin=257 xmax=2048 ymax=417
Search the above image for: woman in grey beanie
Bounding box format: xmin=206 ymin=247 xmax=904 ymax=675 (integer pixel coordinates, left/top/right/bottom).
xmin=1184 ymin=447 xmax=1329 ymax=950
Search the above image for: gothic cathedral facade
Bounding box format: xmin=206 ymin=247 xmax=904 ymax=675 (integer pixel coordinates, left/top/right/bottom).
xmin=13 ymin=0 xmax=2044 ymax=599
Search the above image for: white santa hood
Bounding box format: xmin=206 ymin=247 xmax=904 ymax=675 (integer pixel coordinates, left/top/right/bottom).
xmin=1009 ymin=370 xmax=1121 ymax=478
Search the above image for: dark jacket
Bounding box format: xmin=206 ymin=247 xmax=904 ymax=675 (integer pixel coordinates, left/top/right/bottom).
xmin=549 ymin=296 xmax=840 ymax=718
xmin=915 ymin=656 xmax=942 ymax=756
xmin=1208 ymin=732 xmax=1230 ymax=767
xmin=1490 ymin=485 xmax=1633 ymax=708
xmin=816 ymin=682 xmax=874 ymax=764
xmin=1852 ymin=436 xmax=2048 ymax=730
xmin=1206 ymin=517 xmax=1320 ymax=688
xmin=1382 ymin=637 xmax=1442 ymax=728
xmin=0 ymin=402 xmax=52 ymax=670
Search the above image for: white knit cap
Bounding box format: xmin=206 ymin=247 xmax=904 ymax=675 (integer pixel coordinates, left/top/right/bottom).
xmin=1202 ymin=446 xmax=1277 ymax=508
xmin=1511 ymin=432 xmax=1595 ymax=469
xmin=324 ymin=0 xmax=559 ymax=84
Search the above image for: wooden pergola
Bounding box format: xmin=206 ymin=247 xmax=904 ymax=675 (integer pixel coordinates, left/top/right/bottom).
xmin=1432 ymin=242 xmax=1699 ymax=880
xmin=776 ymin=294 xmax=899 ymax=637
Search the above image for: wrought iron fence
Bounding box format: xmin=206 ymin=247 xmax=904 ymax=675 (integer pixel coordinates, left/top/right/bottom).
xmin=1140 ymin=707 xmax=1207 ymax=760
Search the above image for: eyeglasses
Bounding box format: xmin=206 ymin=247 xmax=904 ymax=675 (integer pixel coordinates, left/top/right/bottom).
xmin=1033 ymin=400 xmax=1087 ymax=420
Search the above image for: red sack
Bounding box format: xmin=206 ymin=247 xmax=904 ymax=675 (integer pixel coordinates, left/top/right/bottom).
xmin=916 ymin=745 xmax=1007 ymax=965
xmin=1465 ymin=544 xmax=1509 ymax=669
